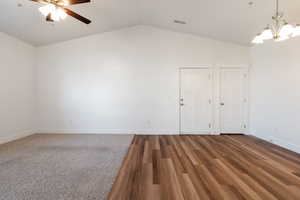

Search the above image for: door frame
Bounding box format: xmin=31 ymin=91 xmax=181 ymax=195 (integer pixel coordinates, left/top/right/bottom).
xmin=216 ymin=66 xmax=250 ymax=134
xmin=179 ymin=66 xmax=214 ymax=135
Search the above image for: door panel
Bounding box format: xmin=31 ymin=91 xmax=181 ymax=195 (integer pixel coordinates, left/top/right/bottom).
xmin=219 ymin=68 xmax=247 ymax=133
xmin=180 ymin=68 xmax=212 ymax=134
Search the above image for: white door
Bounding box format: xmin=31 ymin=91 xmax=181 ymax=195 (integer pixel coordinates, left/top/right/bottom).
xmin=180 ymin=68 xmax=213 ymax=134
xmin=219 ymin=68 xmax=247 ymax=133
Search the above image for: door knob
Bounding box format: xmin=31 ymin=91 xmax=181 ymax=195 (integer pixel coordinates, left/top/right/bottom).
xmin=220 ymin=102 xmax=225 ymax=106
xmin=180 ymin=103 xmax=185 ymax=106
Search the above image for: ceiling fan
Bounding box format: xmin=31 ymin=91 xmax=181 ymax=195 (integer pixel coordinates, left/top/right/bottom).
xmin=30 ymin=0 xmax=91 ymax=24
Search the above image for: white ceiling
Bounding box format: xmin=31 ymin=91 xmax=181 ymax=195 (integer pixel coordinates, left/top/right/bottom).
xmin=1 ymin=0 xmax=300 ymax=46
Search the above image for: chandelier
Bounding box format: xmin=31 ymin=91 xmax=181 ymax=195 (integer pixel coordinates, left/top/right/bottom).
xmin=252 ymin=0 xmax=300 ymax=44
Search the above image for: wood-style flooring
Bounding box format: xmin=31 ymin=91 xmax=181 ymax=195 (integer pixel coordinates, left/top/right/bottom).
xmin=108 ymin=135 xmax=300 ymax=200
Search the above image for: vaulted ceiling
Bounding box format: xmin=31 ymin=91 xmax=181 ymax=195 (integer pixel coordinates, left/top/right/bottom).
xmin=1 ymin=0 xmax=300 ymax=46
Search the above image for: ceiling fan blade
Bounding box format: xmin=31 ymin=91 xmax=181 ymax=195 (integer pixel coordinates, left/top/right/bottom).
xmin=63 ymin=8 xmax=91 ymax=24
xmin=66 ymin=0 xmax=91 ymax=5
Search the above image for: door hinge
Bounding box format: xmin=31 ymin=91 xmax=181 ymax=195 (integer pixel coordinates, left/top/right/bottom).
xmin=208 ymin=99 xmax=212 ymax=104
xmin=209 ymin=123 xmax=212 ymax=129
xmin=243 ymin=124 xmax=247 ymax=129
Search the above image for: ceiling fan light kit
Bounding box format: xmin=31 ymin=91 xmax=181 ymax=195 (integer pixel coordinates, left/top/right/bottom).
xmin=39 ymin=4 xmax=67 ymax=21
xmin=30 ymin=0 xmax=91 ymax=24
xmin=252 ymin=0 xmax=300 ymax=44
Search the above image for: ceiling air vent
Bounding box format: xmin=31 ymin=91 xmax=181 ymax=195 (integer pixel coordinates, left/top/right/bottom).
xmin=174 ymin=20 xmax=186 ymax=25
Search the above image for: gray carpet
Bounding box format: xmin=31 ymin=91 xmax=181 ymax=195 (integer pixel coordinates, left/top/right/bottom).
xmin=0 ymin=134 xmax=133 ymax=200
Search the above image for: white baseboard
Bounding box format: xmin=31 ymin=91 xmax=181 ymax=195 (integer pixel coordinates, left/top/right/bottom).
xmin=180 ymin=130 xmax=212 ymax=134
xmin=254 ymin=134 xmax=300 ymax=154
xmin=36 ymin=129 xmax=180 ymax=135
xmin=0 ymin=129 xmax=35 ymax=145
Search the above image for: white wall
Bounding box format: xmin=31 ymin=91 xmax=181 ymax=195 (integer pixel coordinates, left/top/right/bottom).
xmin=0 ymin=32 xmax=36 ymax=144
xmin=250 ymin=38 xmax=300 ymax=153
xmin=3 ymin=23 xmax=300 ymax=153
xmin=36 ymin=25 xmax=250 ymax=134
